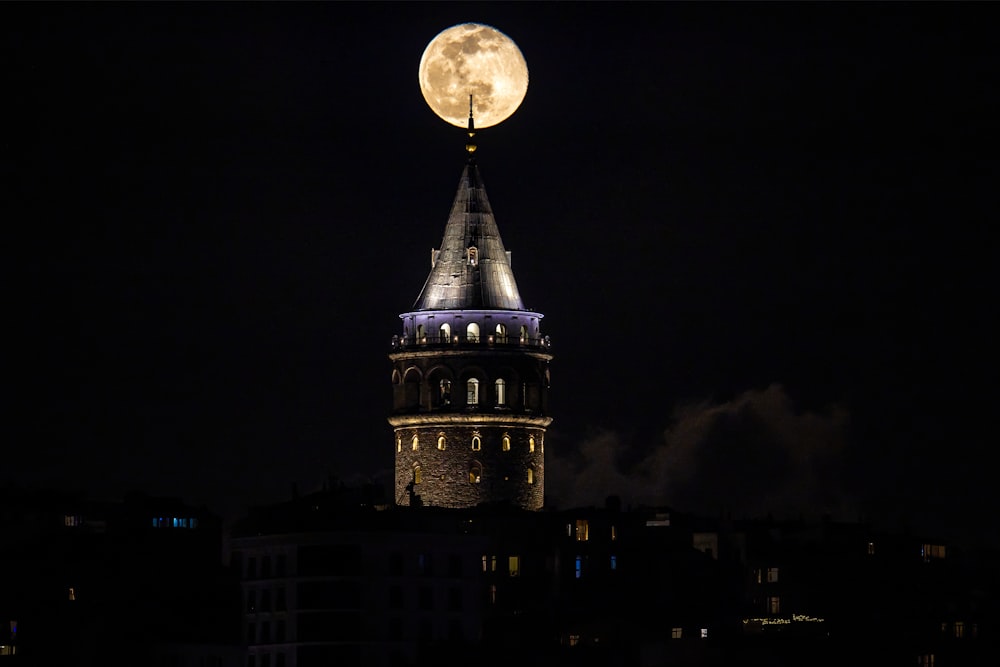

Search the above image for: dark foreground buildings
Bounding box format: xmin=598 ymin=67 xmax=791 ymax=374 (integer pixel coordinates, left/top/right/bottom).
xmin=5 ymin=123 xmax=997 ymax=667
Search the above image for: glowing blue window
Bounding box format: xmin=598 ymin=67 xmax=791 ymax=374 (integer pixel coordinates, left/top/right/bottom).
xmin=610 ymin=555 xmax=617 ymax=570
xmin=575 ymin=556 xmax=582 ymax=579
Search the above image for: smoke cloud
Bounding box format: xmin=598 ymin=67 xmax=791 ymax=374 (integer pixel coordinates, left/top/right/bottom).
xmin=546 ymin=383 xmax=855 ymax=521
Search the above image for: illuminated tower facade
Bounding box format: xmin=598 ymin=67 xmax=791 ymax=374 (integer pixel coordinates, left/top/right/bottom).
xmin=389 ymin=123 xmax=552 ymax=510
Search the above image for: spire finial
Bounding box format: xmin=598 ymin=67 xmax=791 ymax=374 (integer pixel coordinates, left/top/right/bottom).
xmin=465 ymin=94 xmax=477 ymax=160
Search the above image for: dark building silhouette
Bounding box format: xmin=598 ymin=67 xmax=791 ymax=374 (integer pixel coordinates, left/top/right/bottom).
xmin=389 ymin=122 xmax=552 ymax=510
xmin=0 ymin=487 xmax=242 ymax=666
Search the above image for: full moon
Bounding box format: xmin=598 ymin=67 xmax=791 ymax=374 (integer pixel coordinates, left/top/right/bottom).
xmin=418 ymin=23 xmax=529 ymax=129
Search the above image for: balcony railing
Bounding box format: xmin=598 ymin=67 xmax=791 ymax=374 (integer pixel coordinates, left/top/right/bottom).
xmin=391 ymin=334 xmax=551 ymax=350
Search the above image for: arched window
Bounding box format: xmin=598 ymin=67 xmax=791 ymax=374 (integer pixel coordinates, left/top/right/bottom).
xmin=396 ymin=437 xmax=402 ymax=453
xmin=519 ymin=325 xmax=528 ymax=343
xmin=439 ymin=379 xmax=452 ymax=405
xmin=529 ymin=436 xmax=535 ymax=453
xmin=495 ymin=323 xmax=507 ymax=343
xmin=439 ymin=322 xmax=451 ymax=343
xmin=469 ymin=461 xmax=483 ymax=484
xmin=466 ymin=322 xmax=480 ymax=343
xmin=413 ymin=463 xmax=422 ymax=485
xmin=411 ymin=434 xmax=419 ymax=451
xmin=417 ymin=324 xmax=426 ymax=342
xmin=502 ymin=435 xmax=511 ymax=452
xmin=471 ymin=435 xmax=481 ymax=451
xmin=467 ymin=378 xmax=479 ymax=405
xmin=495 ymin=378 xmax=507 ymax=406
xmin=437 ymin=435 xmax=446 ymax=451
xmin=467 ymin=246 xmax=478 ymax=266
xmin=527 ymin=467 xmax=534 ymax=484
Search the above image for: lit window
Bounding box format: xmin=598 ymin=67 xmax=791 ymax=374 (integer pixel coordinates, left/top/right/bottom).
xmin=412 ymin=434 xmax=419 ymax=451
xmin=482 ymin=555 xmax=488 ymax=573
xmin=68 ymin=587 xmax=76 ymax=601
xmin=768 ymin=596 xmax=781 ymax=614
xmin=439 ymin=379 xmax=451 ymax=404
xmin=611 ymin=525 xmax=617 ymax=541
xmin=700 ymin=628 xmax=708 ymax=639
xmin=64 ymin=514 xmax=83 ymax=527
xmin=519 ymin=325 xmax=528 ymax=343
xmin=471 ymin=435 xmax=481 ymax=451
xmin=955 ymin=621 xmax=964 ymax=639
xmin=568 ymin=635 xmax=580 ymax=646
xmin=529 ymin=436 xmax=535 ymax=452
xmin=437 ymin=435 xmax=446 ymax=451
xmin=867 ymin=541 xmax=876 ymax=555
xmin=610 ymin=555 xmax=617 ymax=570
xmin=413 ymin=464 xmax=422 ymax=485
xmin=489 ymin=584 xmax=497 ymax=604
xmin=671 ymin=628 xmax=682 ymax=639
xmin=527 ymin=467 xmax=534 ymax=484
xmin=495 ymin=378 xmax=507 ymax=406
xmin=566 ymin=523 xmax=573 ymax=537
xmin=502 ymin=435 xmax=511 ymax=451
xmin=466 ymin=322 xmax=480 ymax=343
xmin=922 ymin=543 xmax=946 ymax=561
xmin=508 ymin=556 xmax=520 ymax=577
xmin=575 ymin=556 xmax=582 ymax=579
xmin=439 ymin=323 xmax=451 ymax=343
xmin=767 ymin=567 xmax=779 ymax=583
xmin=918 ymin=655 xmax=935 ymax=667
xmin=495 ymin=323 xmax=507 ymax=343
xmin=467 ymin=246 xmax=478 ymax=266
xmin=575 ymin=519 xmax=589 ymax=542
xmin=469 ymin=461 xmax=482 ymax=484
xmin=467 ymin=378 xmax=479 ymax=405
xmin=396 ymin=437 xmax=402 ymax=453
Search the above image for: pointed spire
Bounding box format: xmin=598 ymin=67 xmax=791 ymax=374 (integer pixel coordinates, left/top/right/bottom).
xmin=465 ymin=94 xmax=477 ymax=161
xmin=411 ymin=113 xmax=526 ymax=311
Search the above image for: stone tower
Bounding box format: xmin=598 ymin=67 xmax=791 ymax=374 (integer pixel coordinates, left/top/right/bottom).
xmin=389 ymin=118 xmax=552 ymax=510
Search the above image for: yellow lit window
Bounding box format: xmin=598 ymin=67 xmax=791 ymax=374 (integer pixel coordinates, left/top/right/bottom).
xmin=508 ymin=556 xmax=520 ymax=577
xmin=396 ymin=437 xmax=402 ymax=453
xmin=437 ymin=435 xmax=446 ymax=450
xmin=471 ymin=435 xmax=481 ymax=451
xmin=502 ymin=435 xmax=510 ymax=451
xmin=411 ymin=435 xmax=419 ymax=451
xmin=767 ymin=567 xmax=779 ymax=583
xmin=527 ymin=467 xmax=534 ymax=484
xmin=413 ymin=464 xmax=422 ymax=485
xmin=768 ymin=596 xmax=780 ymax=614
xmin=575 ymin=519 xmax=589 ymax=542
xmin=529 ymin=435 xmax=535 ymax=452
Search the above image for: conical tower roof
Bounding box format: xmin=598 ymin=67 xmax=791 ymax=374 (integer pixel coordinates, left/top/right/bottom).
xmin=411 ymin=161 xmax=526 ymax=311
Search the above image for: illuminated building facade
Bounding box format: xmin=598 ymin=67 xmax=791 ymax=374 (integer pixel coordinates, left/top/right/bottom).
xmin=389 ymin=133 xmax=552 ymax=510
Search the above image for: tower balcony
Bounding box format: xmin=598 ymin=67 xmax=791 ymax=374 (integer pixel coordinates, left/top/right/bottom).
xmin=390 ymin=334 xmax=551 ymax=350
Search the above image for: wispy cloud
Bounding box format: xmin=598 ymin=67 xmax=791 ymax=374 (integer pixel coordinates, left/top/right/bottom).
xmin=547 ymin=383 xmax=855 ymax=520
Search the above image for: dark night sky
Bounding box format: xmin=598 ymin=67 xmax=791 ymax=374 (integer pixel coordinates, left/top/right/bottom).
xmin=6 ymin=2 xmax=996 ymax=545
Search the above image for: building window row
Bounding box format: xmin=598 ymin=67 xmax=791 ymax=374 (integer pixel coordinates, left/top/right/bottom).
xmin=241 ymin=554 xmax=288 ymax=579
xmin=151 ymin=516 xmax=199 ymax=529
xmin=405 ymin=432 xmax=541 ymax=453
xmin=245 ymin=587 xmax=287 ymax=614
xmin=413 ymin=322 xmax=533 ymax=345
